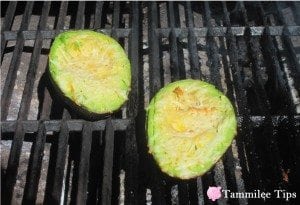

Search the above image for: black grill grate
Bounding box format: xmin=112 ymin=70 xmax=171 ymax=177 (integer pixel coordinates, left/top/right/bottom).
xmin=1 ymin=1 xmax=300 ymax=205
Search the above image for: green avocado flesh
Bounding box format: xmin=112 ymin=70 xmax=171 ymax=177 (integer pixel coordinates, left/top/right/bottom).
xmin=49 ymin=30 xmax=131 ymax=114
xmin=146 ymin=79 xmax=237 ymax=179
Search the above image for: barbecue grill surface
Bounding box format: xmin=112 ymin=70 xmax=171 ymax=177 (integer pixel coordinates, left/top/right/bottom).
xmin=1 ymin=1 xmax=300 ymax=205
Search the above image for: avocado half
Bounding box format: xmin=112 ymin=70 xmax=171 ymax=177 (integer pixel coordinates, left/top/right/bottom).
xmin=49 ymin=30 xmax=131 ymax=115
xmin=146 ymin=79 xmax=237 ymax=179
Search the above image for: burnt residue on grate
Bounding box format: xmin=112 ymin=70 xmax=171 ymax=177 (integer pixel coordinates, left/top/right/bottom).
xmin=1 ymin=1 xmax=300 ymax=205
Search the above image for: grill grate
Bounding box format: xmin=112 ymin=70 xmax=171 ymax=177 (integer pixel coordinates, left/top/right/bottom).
xmin=1 ymin=1 xmax=300 ymax=204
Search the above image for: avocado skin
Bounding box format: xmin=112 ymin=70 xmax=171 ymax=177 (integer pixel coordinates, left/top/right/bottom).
xmin=48 ymin=30 xmax=131 ymax=117
xmin=146 ymin=79 xmax=237 ymax=179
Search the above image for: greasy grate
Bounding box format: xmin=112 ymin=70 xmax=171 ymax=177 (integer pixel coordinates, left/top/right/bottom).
xmin=1 ymin=1 xmax=300 ymax=205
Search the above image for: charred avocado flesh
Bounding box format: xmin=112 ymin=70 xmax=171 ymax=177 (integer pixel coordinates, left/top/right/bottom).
xmin=49 ymin=30 xmax=131 ymax=114
xmin=146 ymin=79 xmax=237 ymax=179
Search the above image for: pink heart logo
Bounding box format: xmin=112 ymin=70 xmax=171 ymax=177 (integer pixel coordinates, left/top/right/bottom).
xmin=207 ymin=186 xmax=222 ymax=201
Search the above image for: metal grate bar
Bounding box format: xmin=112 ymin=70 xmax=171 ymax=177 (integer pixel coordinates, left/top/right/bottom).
xmin=3 ymin=26 xmax=300 ymax=41
xmin=2 ymin=116 xmax=298 ymax=134
xmin=204 ymin=2 xmax=222 ymax=89
xmin=1 ymin=1 xmax=17 ymax=31
xmin=1 ymin=1 xmax=34 ymax=121
xmin=168 ymin=2 xmax=185 ymax=81
xmin=294 ymin=114 xmax=300 ymax=192
xmin=134 ymin=2 xmax=151 ymax=202
xmin=22 ymin=122 xmax=47 ymax=204
xmin=161 ymin=26 xmax=300 ymax=37
xmin=47 ymin=4 xmax=85 ymax=201
xmin=86 ymin=130 xmax=103 ymax=204
xmin=148 ymin=3 xmax=166 ymax=204
xmin=234 ymin=2 xmax=267 ymax=199
xmin=124 ymin=3 xmax=140 ymax=204
xmin=276 ymin=2 xmax=300 ymax=80
xmin=110 ymin=1 xmax=123 ymax=124
xmin=124 ymin=122 xmax=139 ymax=204
xmin=1 ymin=119 xmax=131 ymax=133
xmin=239 ymin=2 xmax=272 ymax=113
xmin=258 ymin=2 xmax=298 ymax=191
xmin=149 ymin=2 xmax=162 ymax=96
xmin=3 ymin=29 xmax=132 ymax=41
xmin=39 ymin=73 xmax=52 ymax=120
xmin=76 ymin=122 xmax=93 ymax=204
xmin=291 ymin=117 xmax=300 ymax=193
xmin=75 ymin=1 xmax=86 ymax=29
xmin=168 ymin=2 xmax=190 ymax=203
xmin=112 ymin=1 xmax=120 ymax=29
xmin=267 ymin=15 xmax=300 ymax=111
xmin=16 ymin=1 xmax=49 ymax=119
xmin=195 ymin=177 xmax=204 ymax=205
xmin=185 ymin=1 xmax=202 ymax=80
xmin=214 ymin=161 xmax=229 ymax=205
xmin=109 ymin=1 xmax=122 ymax=125
xmin=1 ymin=1 xmax=17 ymax=57
xmin=284 ymin=112 xmax=300 ymax=190
xmin=101 ymin=118 xmax=115 ymax=205
xmin=184 ymin=3 xmax=205 ymax=204
xmin=99 ymin=3 xmax=120 ymax=204
xmin=177 ymin=182 xmax=188 ymax=204
xmin=272 ymin=2 xmax=300 ymax=193
xmin=111 ymin=1 xmax=121 ymax=40
xmin=218 ymin=7 xmax=235 ymax=112
xmin=218 ymin=20 xmax=245 ymax=204
xmin=240 ymin=3 xmax=286 ymax=196
xmin=221 ymin=2 xmax=258 ymax=204
xmin=291 ymin=2 xmax=300 ymax=25
xmin=2 ymin=118 xmax=25 ymax=204
xmin=127 ymin=2 xmax=140 ymax=118
xmin=21 ymin=2 xmax=52 ymax=202
xmin=204 ymin=3 xmax=228 ymax=202
xmin=55 ymin=1 xmax=68 ymax=31
xmin=46 ymin=118 xmax=69 ymax=204
xmin=2 ymin=2 xmax=48 ymax=204
xmin=38 ymin=78 xmax=52 ymax=121
xmin=155 ymin=26 xmax=300 ymax=37
xmin=39 ymin=1 xmax=67 ymax=121
xmin=203 ymin=3 xmax=230 ymax=205
xmin=286 ymin=116 xmax=299 ymax=192
xmin=94 ymin=1 xmax=104 ymax=29
xmin=258 ymin=4 xmax=297 ymax=113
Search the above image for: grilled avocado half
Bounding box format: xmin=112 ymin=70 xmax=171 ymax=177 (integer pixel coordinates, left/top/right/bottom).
xmin=146 ymin=79 xmax=237 ymax=179
xmin=49 ymin=30 xmax=131 ymax=114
